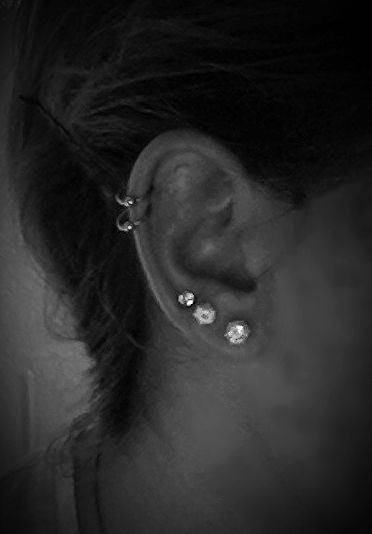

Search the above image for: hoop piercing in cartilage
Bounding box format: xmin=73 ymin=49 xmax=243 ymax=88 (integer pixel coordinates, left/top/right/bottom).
xmin=115 ymin=193 xmax=144 ymax=233
xmin=114 ymin=193 xmax=143 ymax=208
xmin=116 ymin=215 xmax=142 ymax=233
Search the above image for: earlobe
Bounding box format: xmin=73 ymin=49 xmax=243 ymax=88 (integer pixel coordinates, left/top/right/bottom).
xmin=177 ymin=291 xmax=252 ymax=346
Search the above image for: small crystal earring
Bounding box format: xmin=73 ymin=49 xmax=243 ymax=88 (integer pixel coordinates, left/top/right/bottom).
xmin=224 ymin=320 xmax=251 ymax=345
xmin=178 ymin=291 xmax=250 ymax=342
xmin=192 ymin=303 xmax=217 ymax=325
xmin=177 ymin=291 xmax=196 ymax=308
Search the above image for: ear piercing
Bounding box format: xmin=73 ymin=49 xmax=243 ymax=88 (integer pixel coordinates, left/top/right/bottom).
xmin=193 ymin=302 xmax=217 ymax=325
xmin=114 ymin=187 xmax=252 ymax=346
xmin=224 ymin=320 xmax=251 ymax=345
xmin=177 ymin=290 xmax=251 ymax=345
xmin=115 ymin=192 xmax=149 ymax=232
xmin=177 ymin=291 xmax=196 ymax=307
xmin=115 ymin=193 xmax=141 ymax=232
xmin=178 ymin=291 xmax=216 ymax=325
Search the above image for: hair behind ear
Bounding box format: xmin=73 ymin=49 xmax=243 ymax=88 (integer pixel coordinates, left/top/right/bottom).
xmin=8 ymin=0 xmax=372 ymax=437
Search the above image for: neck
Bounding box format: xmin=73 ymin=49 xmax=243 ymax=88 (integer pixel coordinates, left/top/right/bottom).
xmin=96 ymin=354 xmax=308 ymax=534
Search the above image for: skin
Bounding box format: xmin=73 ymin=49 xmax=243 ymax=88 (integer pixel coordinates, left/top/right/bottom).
xmin=93 ymin=130 xmax=372 ymax=534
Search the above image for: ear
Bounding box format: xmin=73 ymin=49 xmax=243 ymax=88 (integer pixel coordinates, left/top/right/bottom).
xmin=125 ymin=129 xmax=293 ymax=358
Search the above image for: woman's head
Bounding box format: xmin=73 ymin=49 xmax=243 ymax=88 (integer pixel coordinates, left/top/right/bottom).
xmin=6 ymin=1 xmax=372 ymax=527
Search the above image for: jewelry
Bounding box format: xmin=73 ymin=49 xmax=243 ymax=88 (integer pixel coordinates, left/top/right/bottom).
xmin=178 ymin=291 xmax=250 ymax=341
xmin=192 ymin=303 xmax=217 ymax=325
xmin=177 ymin=291 xmax=196 ymax=307
xmin=114 ymin=193 xmax=142 ymax=208
xmin=114 ymin=188 xmax=152 ymax=233
xmin=115 ymin=193 xmax=143 ymax=232
xmin=116 ymin=214 xmax=141 ymax=233
xmin=224 ymin=320 xmax=251 ymax=345
xmin=178 ymin=291 xmax=216 ymax=325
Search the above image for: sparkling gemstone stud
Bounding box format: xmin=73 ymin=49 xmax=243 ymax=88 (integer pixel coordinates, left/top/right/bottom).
xmin=178 ymin=291 xmax=196 ymax=308
xmin=224 ymin=320 xmax=251 ymax=345
xmin=193 ymin=303 xmax=216 ymax=325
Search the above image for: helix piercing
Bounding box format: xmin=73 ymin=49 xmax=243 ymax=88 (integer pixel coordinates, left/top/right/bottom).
xmin=115 ymin=193 xmax=144 ymax=233
xmin=116 ymin=211 xmax=142 ymax=233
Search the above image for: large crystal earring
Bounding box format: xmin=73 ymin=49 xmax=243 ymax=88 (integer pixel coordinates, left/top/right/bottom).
xmin=224 ymin=320 xmax=251 ymax=345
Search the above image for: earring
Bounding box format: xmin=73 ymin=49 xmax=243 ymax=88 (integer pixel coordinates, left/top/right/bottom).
xmin=115 ymin=191 xmax=150 ymax=233
xmin=224 ymin=320 xmax=251 ymax=345
xmin=116 ymin=213 xmax=141 ymax=232
xmin=192 ymin=303 xmax=217 ymax=325
xmin=177 ymin=291 xmax=196 ymax=307
xmin=178 ymin=291 xmax=216 ymax=325
xmin=177 ymin=291 xmax=251 ymax=342
xmin=115 ymin=193 xmax=142 ymax=208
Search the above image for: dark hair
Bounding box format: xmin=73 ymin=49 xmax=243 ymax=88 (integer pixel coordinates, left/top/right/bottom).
xmin=6 ymin=0 xmax=372 ymax=437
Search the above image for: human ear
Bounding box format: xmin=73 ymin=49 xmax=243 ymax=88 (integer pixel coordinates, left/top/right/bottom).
xmin=124 ymin=129 xmax=292 ymax=358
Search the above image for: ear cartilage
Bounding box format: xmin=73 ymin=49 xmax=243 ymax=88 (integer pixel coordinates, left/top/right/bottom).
xmin=224 ymin=320 xmax=251 ymax=345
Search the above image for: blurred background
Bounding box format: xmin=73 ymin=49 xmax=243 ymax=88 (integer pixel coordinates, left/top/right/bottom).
xmin=0 ymin=0 xmax=89 ymax=474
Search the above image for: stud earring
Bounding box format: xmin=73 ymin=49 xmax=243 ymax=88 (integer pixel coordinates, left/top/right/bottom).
xmin=178 ymin=291 xmax=250 ymax=342
xmin=192 ymin=303 xmax=217 ymax=325
xmin=224 ymin=320 xmax=251 ymax=345
xmin=177 ymin=291 xmax=196 ymax=307
xmin=114 ymin=193 xmax=142 ymax=208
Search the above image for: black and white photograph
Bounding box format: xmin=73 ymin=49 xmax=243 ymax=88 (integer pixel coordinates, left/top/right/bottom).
xmin=0 ymin=1 xmax=372 ymax=532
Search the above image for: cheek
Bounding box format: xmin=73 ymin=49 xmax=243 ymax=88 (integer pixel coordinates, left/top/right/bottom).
xmin=276 ymin=239 xmax=372 ymax=367
xmin=244 ymin=189 xmax=372 ymax=513
xmin=276 ymin=191 xmax=372 ymax=382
